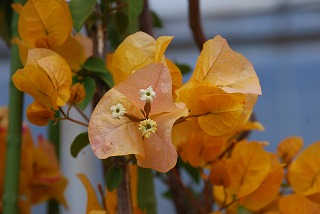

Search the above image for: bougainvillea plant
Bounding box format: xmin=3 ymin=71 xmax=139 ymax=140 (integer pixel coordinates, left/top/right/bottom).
xmin=1 ymin=0 xmax=320 ymax=214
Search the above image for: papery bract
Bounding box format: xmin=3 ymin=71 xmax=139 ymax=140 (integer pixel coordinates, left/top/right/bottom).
xmin=12 ymin=48 xmax=72 ymax=125
xmin=288 ymin=141 xmax=320 ymax=195
xmin=26 ymin=102 xmax=55 ymax=126
xmin=13 ymin=48 xmax=72 ymax=109
xmin=189 ymin=35 xmax=261 ymax=95
xmin=77 ymin=174 xmax=104 ymax=213
xmin=277 ymin=136 xmax=303 ymax=165
xmin=17 ymin=0 xmax=72 ymax=49
xmin=176 ymin=35 xmax=261 ymax=136
xmin=177 ymin=118 xmax=227 ymax=167
xmin=209 ymin=159 xmax=230 ymax=187
xmin=279 ymin=194 xmax=320 ymax=214
xmin=227 ymin=141 xmax=271 ymax=198
xmin=13 ymin=0 xmax=87 ymax=70
xmin=239 ymin=154 xmax=284 ymax=211
xmin=89 ymin=63 xmax=188 ymax=172
xmin=107 ymin=31 xmax=182 ymax=93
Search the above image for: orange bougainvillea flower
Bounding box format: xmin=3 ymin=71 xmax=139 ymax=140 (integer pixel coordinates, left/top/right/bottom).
xmin=0 ymin=108 xmax=67 ymax=212
xmin=89 ymin=63 xmax=188 ymax=172
xmin=277 ymin=136 xmax=303 ymax=165
xmin=79 ymin=165 xmax=143 ymax=214
xmin=174 ymin=118 xmax=228 ymax=167
xmin=226 ymin=141 xmax=271 ymax=198
xmin=12 ymin=0 xmax=87 ymax=70
xmin=12 ymin=48 xmax=72 ymax=125
xmin=176 ymin=35 xmax=261 ymax=136
xmin=173 ymin=113 xmax=264 ymax=168
xmin=107 ymin=31 xmax=182 ymax=93
xmin=24 ymin=136 xmax=68 ymax=208
xmin=288 ymin=141 xmax=320 ymax=196
xmin=279 ymin=194 xmax=320 ymax=214
xmin=213 ymin=141 xmax=284 ymax=213
xmin=69 ymin=83 xmax=86 ymax=105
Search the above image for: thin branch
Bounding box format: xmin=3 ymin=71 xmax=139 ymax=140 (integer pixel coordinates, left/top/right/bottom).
xmin=116 ymin=157 xmax=133 ymax=214
xmin=73 ymin=104 xmax=90 ymax=122
xmin=204 ymin=179 xmax=213 ymax=212
xmin=97 ymin=183 xmax=106 ymax=210
xmin=57 ymin=107 xmax=89 ymax=127
xmin=172 ymin=167 xmax=206 ymax=214
xmin=188 ymin=0 xmax=206 ymax=51
xmin=139 ymin=0 xmax=153 ymax=35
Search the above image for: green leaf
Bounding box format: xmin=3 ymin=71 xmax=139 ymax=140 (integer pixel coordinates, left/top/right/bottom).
xmin=151 ymin=10 xmax=163 ymax=28
xmin=138 ymin=167 xmax=157 ymax=214
xmin=82 ymin=57 xmax=114 ymax=87
xmin=82 ymin=57 xmax=107 ymax=74
xmin=162 ymin=190 xmax=173 ymax=200
xmin=128 ymin=0 xmax=143 ymax=24
xmin=70 ymin=132 xmax=89 ymax=158
xmin=105 ymin=166 xmax=123 ymax=191
xmin=112 ymin=11 xmax=128 ymax=35
xmin=237 ymin=206 xmax=251 ymax=214
xmin=69 ymin=0 xmax=96 ymax=32
xmin=176 ymin=63 xmax=192 ymax=75
xmin=73 ymin=75 xmax=96 ymax=110
xmin=96 ymin=72 xmax=114 ymax=88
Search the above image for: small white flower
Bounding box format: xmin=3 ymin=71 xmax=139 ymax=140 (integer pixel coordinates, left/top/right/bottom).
xmin=139 ymin=86 xmax=156 ymax=103
xmin=139 ymin=119 xmax=157 ymax=138
xmin=110 ymin=103 xmax=126 ymax=119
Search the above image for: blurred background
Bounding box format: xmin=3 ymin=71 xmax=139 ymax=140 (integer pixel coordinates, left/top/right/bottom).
xmin=1 ymin=0 xmax=320 ymax=213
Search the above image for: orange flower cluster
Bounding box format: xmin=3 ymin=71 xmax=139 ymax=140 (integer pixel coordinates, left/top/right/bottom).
xmin=11 ymin=0 xmax=91 ymax=126
xmin=88 ymin=31 xmax=261 ymax=173
xmin=12 ymin=0 xmax=88 ymax=71
xmin=0 ymin=107 xmax=67 ymax=213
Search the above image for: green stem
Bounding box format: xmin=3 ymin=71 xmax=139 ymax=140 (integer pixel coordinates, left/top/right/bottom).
xmin=3 ymin=1 xmax=24 ymax=213
xmin=47 ymin=112 xmax=60 ymax=214
xmin=137 ymin=168 xmax=157 ymax=214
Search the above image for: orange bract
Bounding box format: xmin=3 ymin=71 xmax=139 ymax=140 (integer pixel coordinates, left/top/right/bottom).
xmin=176 ymin=35 xmax=261 ymax=136
xmin=88 ymin=63 xmax=188 ymax=172
xmin=107 ymin=31 xmax=182 ymax=94
xmin=13 ymin=0 xmax=87 ymax=70
xmin=239 ymin=154 xmax=284 ymax=211
xmin=288 ymin=141 xmax=320 ymax=195
xmin=77 ymin=174 xmax=104 ymax=213
xmin=279 ymin=194 xmax=320 ymax=214
xmin=12 ymin=48 xmax=72 ymax=125
xmin=16 ymin=0 xmax=71 ymax=49
xmin=277 ymin=136 xmax=303 ymax=165
xmin=190 ymin=35 xmax=262 ymax=95
xmin=227 ymin=141 xmax=271 ymax=198
xmin=0 ymin=115 xmax=67 ymax=212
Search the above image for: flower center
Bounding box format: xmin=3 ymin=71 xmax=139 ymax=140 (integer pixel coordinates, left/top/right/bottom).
xmin=139 ymin=86 xmax=156 ymax=103
xmin=139 ymin=119 xmax=157 ymax=138
xmin=110 ymin=103 xmax=126 ymax=119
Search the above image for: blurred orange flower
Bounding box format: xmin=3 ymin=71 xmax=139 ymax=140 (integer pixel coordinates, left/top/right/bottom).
xmin=0 ymin=107 xmax=67 ymax=212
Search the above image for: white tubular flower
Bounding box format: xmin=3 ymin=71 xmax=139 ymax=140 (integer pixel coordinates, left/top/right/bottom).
xmin=139 ymin=86 xmax=156 ymax=103
xmin=110 ymin=103 xmax=126 ymax=119
xmin=139 ymin=119 xmax=157 ymax=138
